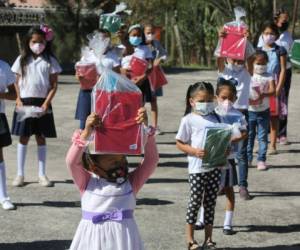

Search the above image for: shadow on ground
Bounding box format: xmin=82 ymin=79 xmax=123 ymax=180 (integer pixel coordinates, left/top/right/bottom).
xmin=137 ymin=198 xmax=174 ymax=206
xmin=14 ymin=201 xmax=80 ymax=208
xmin=223 ymin=244 xmax=300 ymax=250
xmin=250 ymin=191 xmax=300 ymax=198
xmin=0 ymin=240 xmax=71 ymax=250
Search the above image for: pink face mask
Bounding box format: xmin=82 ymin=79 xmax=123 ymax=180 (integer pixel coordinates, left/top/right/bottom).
xmin=263 ymin=34 xmax=276 ymax=45
xmin=30 ymin=43 xmax=46 ymax=55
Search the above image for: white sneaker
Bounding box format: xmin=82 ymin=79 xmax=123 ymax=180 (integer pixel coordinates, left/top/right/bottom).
xmin=1 ymin=198 xmax=15 ymax=210
xmin=12 ymin=176 xmax=25 ymax=187
xmin=38 ymin=176 xmax=53 ymax=187
xmin=155 ymin=127 xmax=163 ymax=135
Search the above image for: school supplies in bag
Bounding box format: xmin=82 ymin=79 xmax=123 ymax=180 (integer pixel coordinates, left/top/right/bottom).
xmin=91 ymin=69 xmax=143 ymax=155
xmin=75 ymin=62 xmax=98 ymax=90
xmin=15 ymin=106 xmax=49 ymax=122
xmin=148 ymin=65 xmax=168 ymax=91
xmin=291 ymin=40 xmax=300 ymax=67
xmin=220 ymin=7 xmax=247 ymax=60
xmin=130 ymin=56 xmax=148 ymax=79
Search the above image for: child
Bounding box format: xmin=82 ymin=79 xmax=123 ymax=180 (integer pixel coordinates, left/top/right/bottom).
xmin=75 ymin=29 xmax=121 ymax=129
xmin=66 ymin=109 xmax=159 ymax=250
xmin=257 ymin=21 xmax=287 ymax=155
xmin=217 ymin=54 xmax=252 ymax=200
xmin=11 ymin=26 xmax=62 ymax=187
xmin=121 ymin=24 xmax=154 ymax=104
xmin=144 ymin=24 xmax=168 ymax=134
xmin=248 ymin=50 xmax=275 ymax=170
xmin=0 ymin=59 xmax=16 ymax=210
xmin=176 ymin=82 xmax=222 ymax=250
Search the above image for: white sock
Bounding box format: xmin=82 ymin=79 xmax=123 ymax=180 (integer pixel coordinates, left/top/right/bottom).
xmin=0 ymin=162 xmax=8 ymax=202
xmin=224 ymin=210 xmax=234 ymax=229
xmin=17 ymin=143 xmax=27 ymax=176
xmin=196 ymin=206 xmax=204 ymax=225
xmin=38 ymin=145 xmax=47 ymax=177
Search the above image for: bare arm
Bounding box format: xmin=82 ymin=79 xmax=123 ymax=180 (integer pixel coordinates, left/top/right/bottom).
xmin=276 ymin=55 xmax=287 ymax=97
xmin=176 ymin=140 xmax=206 ymax=158
xmin=42 ymin=73 xmax=58 ymax=110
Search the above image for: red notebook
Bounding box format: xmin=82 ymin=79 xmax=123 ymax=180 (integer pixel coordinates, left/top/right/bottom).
xmin=148 ymin=66 xmax=168 ymax=91
xmin=130 ymin=56 xmax=148 ymax=79
xmin=94 ymin=90 xmax=143 ymax=154
xmin=75 ymin=63 xmax=99 ymax=90
xmin=220 ymin=25 xmax=247 ymax=60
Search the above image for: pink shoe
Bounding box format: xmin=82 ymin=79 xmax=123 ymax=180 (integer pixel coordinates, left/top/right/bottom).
xmin=257 ymin=161 xmax=268 ymax=171
xmin=279 ymin=137 xmax=290 ymax=145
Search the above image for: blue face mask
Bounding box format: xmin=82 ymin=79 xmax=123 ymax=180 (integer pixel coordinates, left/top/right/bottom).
xmin=129 ymin=36 xmax=142 ymax=46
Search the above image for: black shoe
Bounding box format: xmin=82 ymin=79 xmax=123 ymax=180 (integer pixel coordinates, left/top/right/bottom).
xmin=223 ymin=227 xmax=235 ymax=235
xmin=194 ymin=223 xmax=205 ymax=230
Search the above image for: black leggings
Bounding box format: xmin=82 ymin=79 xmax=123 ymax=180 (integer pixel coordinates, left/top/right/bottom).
xmin=186 ymin=168 xmax=221 ymax=225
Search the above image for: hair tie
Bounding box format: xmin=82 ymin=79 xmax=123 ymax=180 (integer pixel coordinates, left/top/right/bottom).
xmin=40 ymin=24 xmax=54 ymax=41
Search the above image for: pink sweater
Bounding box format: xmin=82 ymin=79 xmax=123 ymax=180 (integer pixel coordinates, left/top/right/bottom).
xmin=65 ymin=130 xmax=159 ymax=195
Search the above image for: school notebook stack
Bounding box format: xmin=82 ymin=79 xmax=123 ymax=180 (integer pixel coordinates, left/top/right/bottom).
xmin=148 ymin=66 xmax=168 ymax=91
xmin=130 ymin=56 xmax=148 ymax=79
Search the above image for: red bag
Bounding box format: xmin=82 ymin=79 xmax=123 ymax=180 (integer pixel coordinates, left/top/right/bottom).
xmin=220 ymin=25 xmax=247 ymax=60
xmin=269 ymin=96 xmax=279 ymax=116
xmin=148 ymin=66 xmax=168 ymax=91
xmin=92 ymin=70 xmax=144 ymax=155
xmin=130 ymin=56 xmax=148 ymax=79
xmin=75 ymin=63 xmax=99 ymax=90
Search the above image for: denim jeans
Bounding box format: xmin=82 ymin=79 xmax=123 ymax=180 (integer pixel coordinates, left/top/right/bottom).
xmin=247 ymin=109 xmax=270 ymax=162
xmin=237 ymin=110 xmax=249 ymax=188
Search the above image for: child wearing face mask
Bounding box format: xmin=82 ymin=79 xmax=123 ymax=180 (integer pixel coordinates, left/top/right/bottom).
xmin=248 ymin=51 xmax=275 ymax=170
xmin=176 ymin=82 xmax=224 ymax=250
xmin=144 ymin=24 xmax=168 ymax=134
xmin=75 ymin=29 xmax=121 ymax=130
xmin=66 ymin=110 xmax=159 ymax=250
xmin=11 ymin=26 xmax=62 ymax=187
xmin=257 ymin=21 xmax=287 ymax=155
xmin=121 ymin=24 xmax=154 ymax=104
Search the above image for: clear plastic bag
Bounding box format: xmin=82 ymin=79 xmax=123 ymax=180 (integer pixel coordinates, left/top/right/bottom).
xmin=90 ymin=69 xmax=144 ymax=155
xmin=148 ymin=66 xmax=168 ymax=91
xmin=129 ymin=56 xmax=148 ymax=79
xmin=15 ymin=106 xmax=48 ymax=122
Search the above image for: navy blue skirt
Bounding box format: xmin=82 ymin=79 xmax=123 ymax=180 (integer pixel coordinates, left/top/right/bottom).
xmin=11 ymin=98 xmax=57 ymax=138
xmin=139 ymin=79 xmax=155 ymax=103
xmin=0 ymin=113 xmax=12 ymax=147
xmin=75 ymin=89 xmax=92 ymax=121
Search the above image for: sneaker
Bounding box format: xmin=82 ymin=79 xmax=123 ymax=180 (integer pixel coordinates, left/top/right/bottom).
xmin=202 ymin=241 xmax=217 ymax=250
xmin=257 ymin=161 xmax=268 ymax=171
xmin=268 ymin=148 xmax=278 ymax=155
xmin=223 ymin=226 xmax=235 ymax=235
xmin=12 ymin=176 xmax=25 ymax=187
xmin=239 ymin=187 xmax=252 ymax=200
xmin=1 ymin=198 xmax=15 ymax=210
xmin=38 ymin=176 xmax=53 ymax=187
xmin=279 ymin=137 xmax=290 ymax=145
xmin=194 ymin=222 xmax=205 ymax=230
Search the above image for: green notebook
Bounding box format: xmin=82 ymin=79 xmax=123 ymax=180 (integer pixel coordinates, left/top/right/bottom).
xmin=291 ymin=40 xmax=300 ymax=67
xmin=201 ymin=127 xmax=232 ymax=169
xmin=99 ymin=14 xmax=122 ymax=33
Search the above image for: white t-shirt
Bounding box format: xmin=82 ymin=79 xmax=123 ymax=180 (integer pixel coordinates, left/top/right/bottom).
xmin=175 ymin=113 xmax=222 ymax=174
xmin=11 ymin=55 xmax=62 ymax=98
xmin=248 ymin=73 xmax=274 ymax=112
xmin=121 ymin=45 xmax=153 ymax=69
xmin=0 ymin=60 xmax=16 ymax=114
xmin=219 ymin=66 xmax=251 ymax=110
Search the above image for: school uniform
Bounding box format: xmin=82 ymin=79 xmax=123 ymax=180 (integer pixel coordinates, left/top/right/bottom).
xmin=75 ymin=49 xmax=120 ymax=129
xmin=0 ymin=60 xmax=15 ymax=147
xmin=11 ymin=55 xmax=62 ymax=137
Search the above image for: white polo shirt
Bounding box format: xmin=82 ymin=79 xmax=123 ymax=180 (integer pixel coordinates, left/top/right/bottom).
xmin=0 ymin=60 xmax=16 ymax=114
xmin=11 ymin=55 xmax=62 ymax=98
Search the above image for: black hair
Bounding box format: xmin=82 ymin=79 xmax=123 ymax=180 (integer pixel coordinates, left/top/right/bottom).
xmin=253 ymin=50 xmax=269 ymax=63
xmin=184 ymin=81 xmax=214 ymax=116
xmin=274 ymin=6 xmax=289 ymax=21
xmin=20 ymin=26 xmax=55 ymax=76
xmin=261 ymin=20 xmax=280 ymax=38
xmin=128 ymin=25 xmax=147 ymax=46
xmin=216 ymin=78 xmax=237 ymax=97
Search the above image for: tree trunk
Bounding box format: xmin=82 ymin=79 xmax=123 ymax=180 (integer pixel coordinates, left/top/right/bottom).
xmin=292 ymin=0 xmax=299 ymax=38
xmin=15 ymin=32 xmax=22 ymax=54
xmin=173 ymin=23 xmax=184 ymax=66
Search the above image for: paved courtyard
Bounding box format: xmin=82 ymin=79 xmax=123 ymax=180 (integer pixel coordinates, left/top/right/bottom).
xmin=0 ymin=70 xmax=299 ymax=250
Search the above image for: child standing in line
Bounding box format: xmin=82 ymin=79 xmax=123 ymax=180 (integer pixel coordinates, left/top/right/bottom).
xmin=66 ymin=109 xmax=159 ymax=250
xmin=176 ymin=82 xmax=223 ymax=250
xmin=248 ymin=50 xmax=275 ymax=170
xmin=144 ymin=24 xmax=168 ymax=134
xmin=75 ymin=29 xmax=121 ymax=129
xmin=257 ymin=21 xmax=287 ymax=155
xmin=11 ymin=26 xmax=62 ymax=187
xmin=0 ymin=59 xmax=16 ymax=210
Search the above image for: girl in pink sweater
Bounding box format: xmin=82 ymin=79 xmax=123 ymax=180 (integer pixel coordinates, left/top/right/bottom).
xmin=66 ymin=109 xmax=159 ymax=250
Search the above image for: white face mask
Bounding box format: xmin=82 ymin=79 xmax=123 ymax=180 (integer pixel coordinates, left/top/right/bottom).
xmin=226 ymin=62 xmax=244 ymax=73
xmin=30 ymin=43 xmax=46 ymax=55
xmin=216 ymin=99 xmax=233 ymax=116
xmin=194 ymin=102 xmax=215 ymax=116
xmin=253 ymin=64 xmax=267 ymax=75
xmin=146 ymin=34 xmax=154 ymax=42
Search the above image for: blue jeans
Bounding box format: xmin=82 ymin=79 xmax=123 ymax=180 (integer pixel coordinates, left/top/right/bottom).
xmin=237 ymin=110 xmax=249 ymax=188
xmin=247 ymin=110 xmax=270 ymax=162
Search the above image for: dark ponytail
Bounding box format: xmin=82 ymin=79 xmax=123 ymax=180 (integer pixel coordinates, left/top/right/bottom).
xmin=184 ymin=81 xmax=214 ymax=116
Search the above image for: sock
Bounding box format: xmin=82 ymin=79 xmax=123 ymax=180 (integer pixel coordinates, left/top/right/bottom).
xmin=224 ymin=210 xmax=234 ymax=229
xmin=196 ymin=206 xmax=204 ymax=225
xmin=17 ymin=143 xmax=27 ymax=176
xmin=0 ymin=162 xmax=8 ymax=202
xmin=38 ymin=145 xmax=47 ymax=177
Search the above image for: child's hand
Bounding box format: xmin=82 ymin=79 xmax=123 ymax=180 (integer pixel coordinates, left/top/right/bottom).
xmin=135 ymin=107 xmax=148 ymax=125
xmin=132 ymin=74 xmax=146 ymax=86
xmin=75 ymin=72 xmax=84 ymax=81
xmin=193 ymin=148 xmax=206 ymax=159
xmin=81 ymin=113 xmax=102 ymax=140
xmin=218 ymin=27 xmax=226 ymax=38
xmin=153 ymin=58 xmax=161 ymax=67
